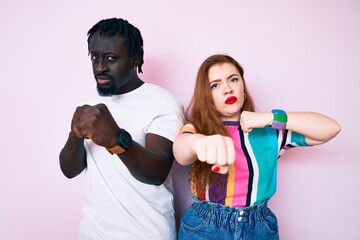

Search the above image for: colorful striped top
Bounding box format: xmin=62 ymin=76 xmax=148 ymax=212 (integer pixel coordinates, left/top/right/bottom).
xmin=180 ymin=121 xmax=310 ymax=207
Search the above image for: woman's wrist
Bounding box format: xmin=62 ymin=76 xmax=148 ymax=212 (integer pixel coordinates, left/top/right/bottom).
xmin=271 ymin=109 xmax=287 ymax=129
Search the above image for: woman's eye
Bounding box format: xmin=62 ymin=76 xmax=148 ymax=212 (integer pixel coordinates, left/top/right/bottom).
xmin=230 ymin=77 xmax=238 ymax=82
xmin=210 ymin=83 xmax=219 ymax=89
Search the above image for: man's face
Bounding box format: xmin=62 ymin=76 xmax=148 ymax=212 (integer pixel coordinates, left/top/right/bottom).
xmin=89 ymin=32 xmax=134 ymax=96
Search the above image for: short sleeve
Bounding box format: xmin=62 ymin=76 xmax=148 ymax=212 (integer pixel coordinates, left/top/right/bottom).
xmin=147 ymin=97 xmax=184 ymax=142
xmin=179 ymin=123 xmax=196 ymax=134
xmin=278 ymin=129 xmax=311 ymax=157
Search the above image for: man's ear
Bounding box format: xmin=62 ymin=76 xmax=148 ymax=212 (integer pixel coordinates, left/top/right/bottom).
xmin=132 ymin=57 xmax=139 ymax=67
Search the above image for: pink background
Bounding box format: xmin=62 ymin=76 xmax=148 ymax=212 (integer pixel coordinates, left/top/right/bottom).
xmin=1 ymin=0 xmax=359 ymax=239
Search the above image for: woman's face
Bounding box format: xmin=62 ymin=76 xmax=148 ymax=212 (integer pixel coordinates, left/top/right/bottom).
xmin=208 ymin=63 xmax=245 ymax=121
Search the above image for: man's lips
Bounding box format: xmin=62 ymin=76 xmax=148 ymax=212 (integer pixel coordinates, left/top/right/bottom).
xmin=97 ymin=78 xmax=111 ymax=85
xmin=96 ymin=75 xmax=112 ymax=85
xmin=225 ymin=96 xmax=237 ymax=104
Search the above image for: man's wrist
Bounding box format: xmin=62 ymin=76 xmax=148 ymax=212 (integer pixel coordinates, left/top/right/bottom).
xmin=107 ymin=129 xmax=133 ymax=155
xmin=69 ymin=131 xmax=82 ymax=139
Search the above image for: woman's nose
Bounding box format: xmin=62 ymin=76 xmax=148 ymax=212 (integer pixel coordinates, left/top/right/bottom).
xmin=224 ymin=83 xmax=234 ymax=94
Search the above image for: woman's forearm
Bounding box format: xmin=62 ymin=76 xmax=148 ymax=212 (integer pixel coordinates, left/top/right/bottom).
xmin=286 ymin=112 xmax=341 ymax=145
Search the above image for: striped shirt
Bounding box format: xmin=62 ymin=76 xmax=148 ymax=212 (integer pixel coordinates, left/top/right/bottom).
xmin=180 ymin=121 xmax=309 ymax=207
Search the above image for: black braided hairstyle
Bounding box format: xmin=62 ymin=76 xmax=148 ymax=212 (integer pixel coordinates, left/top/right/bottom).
xmin=87 ymin=18 xmax=144 ymax=73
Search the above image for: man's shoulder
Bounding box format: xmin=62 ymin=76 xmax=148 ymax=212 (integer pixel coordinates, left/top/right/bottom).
xmin=141 ymin=83 xmax=181 ymax=104
xmin=142 ymin=83 xmax=174 ymax=97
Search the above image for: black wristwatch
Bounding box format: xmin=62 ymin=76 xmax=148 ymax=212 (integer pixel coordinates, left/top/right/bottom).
xmin=107 ymin=129 xmax=133 ymax=155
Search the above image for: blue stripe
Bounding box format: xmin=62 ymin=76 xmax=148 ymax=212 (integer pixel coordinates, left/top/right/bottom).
xmin=248 ymin=127 xmax=278 ymax=204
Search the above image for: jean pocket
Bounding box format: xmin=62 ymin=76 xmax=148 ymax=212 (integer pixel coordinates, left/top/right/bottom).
xmin=180 ymin=206 xmax=209 ymax=233
xmin=262 ymin=210 xmax=279 ymax=235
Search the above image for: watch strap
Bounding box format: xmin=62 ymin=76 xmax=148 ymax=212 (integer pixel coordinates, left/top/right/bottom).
xmin=107 ymin=145 xmax=126 ymax=155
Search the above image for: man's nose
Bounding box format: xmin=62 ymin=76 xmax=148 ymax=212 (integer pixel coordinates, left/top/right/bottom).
xmin=96 ymin=60 xmax=108 ymax=72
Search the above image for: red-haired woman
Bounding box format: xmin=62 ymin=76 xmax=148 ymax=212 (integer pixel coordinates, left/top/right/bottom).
xmin=173 ymin=54 xmax=341 ymax=239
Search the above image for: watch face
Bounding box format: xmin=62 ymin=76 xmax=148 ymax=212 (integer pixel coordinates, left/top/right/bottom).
xmin=118 ymin=130 xmax=132 ymax=149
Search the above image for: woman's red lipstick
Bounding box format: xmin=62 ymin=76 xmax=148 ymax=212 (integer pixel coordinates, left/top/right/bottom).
xmin=225 ymin=96 xmax=237 ymax=104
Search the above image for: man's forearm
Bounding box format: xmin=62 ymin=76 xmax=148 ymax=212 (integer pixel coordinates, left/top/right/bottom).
xmin=59 ymin=132 xmax=87 ymax=178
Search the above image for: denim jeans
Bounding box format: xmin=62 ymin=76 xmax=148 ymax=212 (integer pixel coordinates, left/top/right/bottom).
xmin=178 ymin=199 xmax=279 ymax=240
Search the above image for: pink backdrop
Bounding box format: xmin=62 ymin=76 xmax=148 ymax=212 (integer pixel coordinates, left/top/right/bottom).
xmin=1 ymin=1 xmax=359 ymax=239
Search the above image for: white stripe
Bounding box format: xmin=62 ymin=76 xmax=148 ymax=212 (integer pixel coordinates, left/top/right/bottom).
xmin=205 ymin=185 xmax=210 ymax=200
xmin=279 ymin=131 xmax=300 ymax=157
xmin=278 ymin=130 xmax=285 ymax=157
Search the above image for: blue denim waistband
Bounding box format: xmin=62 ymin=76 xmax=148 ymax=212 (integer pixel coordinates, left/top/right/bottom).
xmin=191 ymin=199 xmax=271 ymax=227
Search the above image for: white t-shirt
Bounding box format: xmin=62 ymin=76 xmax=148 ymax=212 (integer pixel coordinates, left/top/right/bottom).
xmin=78 ymin=83 xmax=184 ymax=240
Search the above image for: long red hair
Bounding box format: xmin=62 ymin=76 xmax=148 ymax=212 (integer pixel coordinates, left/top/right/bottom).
xmin=186 ymin=54 xmax=255 ymax=196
